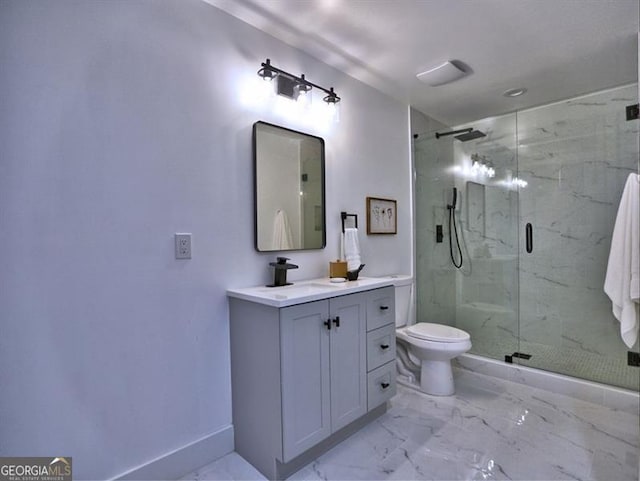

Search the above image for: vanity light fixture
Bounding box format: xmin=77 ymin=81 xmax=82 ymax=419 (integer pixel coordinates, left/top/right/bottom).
xmin=296 ymin=74 xmax=312 ymax=96
xmin=323 ymin=87 xmax=339 ymax=104
xmin=257 ymin=58 xmax=276 ymax=81
xmin=257 ymin=58 xmax=340 ymax=104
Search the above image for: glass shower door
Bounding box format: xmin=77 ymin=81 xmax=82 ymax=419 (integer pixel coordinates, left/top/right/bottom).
xmin=450 ymin=115 xmax=521 ymax=364
xmin=516 ymin=85 xmax=640 ymax=390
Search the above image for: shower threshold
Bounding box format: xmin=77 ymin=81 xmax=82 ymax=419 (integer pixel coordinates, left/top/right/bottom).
xmin=455 ymin=353 xmax=639 ymax=414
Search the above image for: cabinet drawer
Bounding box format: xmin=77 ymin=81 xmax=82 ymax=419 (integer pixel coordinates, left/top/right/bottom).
xmin=366 ymin=286 xmax=395 ymax=331
xmin=367 ymin=361 xmax=396 ymax=411
xmin=367 ymin=324 xmax=396 ymax=371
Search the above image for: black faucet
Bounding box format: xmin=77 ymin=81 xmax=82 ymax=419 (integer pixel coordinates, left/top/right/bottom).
xmin=267 ymin=257 xmax=299 ymax=287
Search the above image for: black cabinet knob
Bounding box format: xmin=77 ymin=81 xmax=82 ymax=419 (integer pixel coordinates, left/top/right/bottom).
xmin=381 ymin=382 xmax=390 ymax=389
xmin=379 ymin=305 xmax=389 ymax=311
xmin=333 ymin=316 xmax=340 ymax=328
xmin=323 ymin=319 xmax=331 ymax=330
xmin=380 ymin=344 xmax=390 ymax=350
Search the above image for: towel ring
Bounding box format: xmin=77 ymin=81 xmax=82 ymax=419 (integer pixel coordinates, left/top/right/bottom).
xmin=341 ymin=212 xmax=358 ymax=233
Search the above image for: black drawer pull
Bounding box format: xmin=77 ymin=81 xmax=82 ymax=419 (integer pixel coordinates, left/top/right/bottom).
xmin=332 ymin=316 xmax=340 ymax=328
xmin=380 ymin=382 xmax=390 ymax=389
xmin=380 ymin=344 xmax=390 ymax=350
xmin=379 ymin=305 xmax=389 ymax=311
xmin=323 ymin=319 xmax=331 ymax=330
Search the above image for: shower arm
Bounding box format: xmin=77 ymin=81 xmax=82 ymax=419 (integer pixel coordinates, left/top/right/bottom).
xmin=435 ymin=128 xmax=473 ymax=139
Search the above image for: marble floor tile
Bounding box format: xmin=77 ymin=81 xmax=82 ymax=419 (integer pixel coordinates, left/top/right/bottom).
xmin=181 ymin=370 xmax=639 ymax=481
xmin=179 ymin=452 xmax=265 ymax=481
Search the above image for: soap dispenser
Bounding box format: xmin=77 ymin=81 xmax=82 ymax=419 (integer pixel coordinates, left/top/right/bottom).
xmin=267 ymin=257 xmax=299 ymax=287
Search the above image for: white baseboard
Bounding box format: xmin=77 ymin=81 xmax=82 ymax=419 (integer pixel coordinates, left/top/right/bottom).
xmin=114 ymin=425 xmax=234 ymax=480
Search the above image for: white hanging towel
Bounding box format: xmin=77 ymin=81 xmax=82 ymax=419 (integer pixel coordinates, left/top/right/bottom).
xmin=604 ymin=173 xmax=639 ymax=348
xmin=342 ymin=227 xmax=361 ymax=272
xmin=272 ymin=209 xmax=293 ymax=250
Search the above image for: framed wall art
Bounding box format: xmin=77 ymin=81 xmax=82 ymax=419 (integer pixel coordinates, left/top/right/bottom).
xmin=366 ymin=197 xmax=397 ymax=235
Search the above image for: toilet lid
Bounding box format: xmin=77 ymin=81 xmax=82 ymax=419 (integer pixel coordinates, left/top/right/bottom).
xmin=406 ymin=323 xmax=470 ymax=342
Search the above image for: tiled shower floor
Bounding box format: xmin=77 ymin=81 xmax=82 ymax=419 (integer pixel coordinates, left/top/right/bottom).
xmin=470 ymin=337 xmax=640 ymax=391
xmin=181 ymin=369 xmax=639 ymax=481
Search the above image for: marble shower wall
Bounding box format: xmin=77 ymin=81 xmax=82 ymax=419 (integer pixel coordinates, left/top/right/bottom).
xmin=517 ymin=85 xmax=639 ymax=359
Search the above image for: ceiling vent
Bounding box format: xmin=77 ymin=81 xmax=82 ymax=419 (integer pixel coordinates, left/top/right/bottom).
xmin=416 ymin=61 xmax=468 ymax=86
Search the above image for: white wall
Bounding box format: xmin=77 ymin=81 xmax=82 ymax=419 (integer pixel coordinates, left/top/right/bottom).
xmin=0 ymin=1 xmax=411 ymax=479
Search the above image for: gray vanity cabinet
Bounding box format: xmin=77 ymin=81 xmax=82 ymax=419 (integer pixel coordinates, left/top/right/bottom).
xmin=228 ymin=284 xmax=393 ymax=480
xmin=280 ymin=293 xmax=366 ymax=461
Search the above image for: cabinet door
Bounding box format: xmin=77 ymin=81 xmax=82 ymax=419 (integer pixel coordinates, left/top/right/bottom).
xmin=329 ymin=293 xmax=367 ymax=432
xmin=280 ymin=300 xmax=331 ymax=461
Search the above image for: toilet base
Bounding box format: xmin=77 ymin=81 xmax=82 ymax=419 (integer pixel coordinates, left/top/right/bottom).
xmin=419 ymin=359 xmax=455 ymax=396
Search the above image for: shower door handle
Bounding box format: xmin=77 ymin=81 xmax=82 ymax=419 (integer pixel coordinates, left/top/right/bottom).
xmin=525 ymin=223 xmax=533 ymax=253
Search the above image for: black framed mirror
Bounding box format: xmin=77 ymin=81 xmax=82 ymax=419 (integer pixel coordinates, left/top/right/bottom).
xmin=253 ymin=121 xmax=326 ymax=252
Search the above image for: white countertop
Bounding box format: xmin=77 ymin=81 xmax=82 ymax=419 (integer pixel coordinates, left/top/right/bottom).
xmin=227 ymin=276 xmax=397 ymax=308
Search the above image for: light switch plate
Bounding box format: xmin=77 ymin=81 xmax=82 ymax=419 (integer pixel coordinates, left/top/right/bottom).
xmin=175 ymin=233 xmax=192 ymax=259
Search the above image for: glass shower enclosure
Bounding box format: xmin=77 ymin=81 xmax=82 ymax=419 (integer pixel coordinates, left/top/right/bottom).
xmin=414 ymin=84 xmax=639 ymax=391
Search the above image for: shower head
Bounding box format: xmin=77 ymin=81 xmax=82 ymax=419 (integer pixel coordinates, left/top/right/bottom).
xmin=435 ymin=128 xmax=486 ymax=142
xmin=454 ymin=130 xmax=486 ymax=142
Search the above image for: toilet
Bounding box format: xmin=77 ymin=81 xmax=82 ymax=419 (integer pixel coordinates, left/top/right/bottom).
xmin=391 ymin=276 xmax=471 ymax=396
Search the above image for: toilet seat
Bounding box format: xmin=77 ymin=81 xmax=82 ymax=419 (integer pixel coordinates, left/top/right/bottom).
xmin=406 ymin=323 xmax=470 ymax=343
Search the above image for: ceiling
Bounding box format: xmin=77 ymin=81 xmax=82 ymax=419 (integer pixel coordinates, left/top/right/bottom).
xmin=208 ymin=0 xmax=639 ymax=126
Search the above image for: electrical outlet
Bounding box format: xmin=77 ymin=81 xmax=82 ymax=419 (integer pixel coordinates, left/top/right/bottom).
xmin=175 ymin=233 xmax=192 ymax=259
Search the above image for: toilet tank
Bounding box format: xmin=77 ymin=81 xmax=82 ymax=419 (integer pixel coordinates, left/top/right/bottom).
xmin=387 ymin=275 xmax=413 ymax=328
